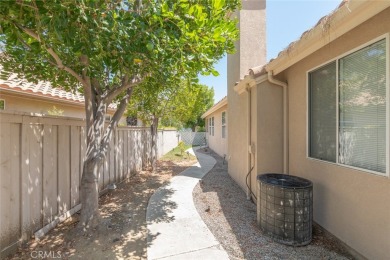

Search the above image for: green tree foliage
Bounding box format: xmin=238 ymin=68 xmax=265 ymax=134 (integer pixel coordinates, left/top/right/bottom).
xmin=161 ymin=81 xmax=214 ymax=130
xmin=181 ymin=83 xmax=214 ymax=130
xmin=127 ymin=77 xmax=214 ymax=170
xmin=0 ymin=0 xmax=239 ymax=227
xmin=129 ymin=79 xmax=214 ymax=129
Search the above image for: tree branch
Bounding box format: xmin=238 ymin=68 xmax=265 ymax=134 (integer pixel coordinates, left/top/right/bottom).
xmin=100 ymin=87 xmax=134 ymax=155
xmin=90 ymin=83 xmax=98 ymax=121
xmin=15 ymin=2 xmax=39 ymax=10
xmin=13 ymin=22 xmax=88 ymax=88
xmin=14 ymin=23 xmax=40 ymax=40
xmin=157 ymin=86 xmax=180 ymax=119
xmin=91 ymin=78 xmax=104 ymax=97
xmin=82 ymin=75 xmax=95 ymax=149
xmin=93 ymin=100 xmax=108 ymax=146
xmin=45 ymin=47 xmax=87 ymax=86
xmin=15 ymin=34 xmax=32 ymax=50
xmin=104 ymin=75 xmax=142 ymax=104
xmin=78 ymin=63 xmax=95 ymax=125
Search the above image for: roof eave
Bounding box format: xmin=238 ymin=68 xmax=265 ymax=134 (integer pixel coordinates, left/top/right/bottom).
xmin=234 ymin=70 xmax=268 ymax=95
xmin=201 ymin=97 xmax=227 ymax=119
xmin=0 ymin=86 xmax=85 ymax=106
xmin=267 ymin=0 xmax=390 ymax=75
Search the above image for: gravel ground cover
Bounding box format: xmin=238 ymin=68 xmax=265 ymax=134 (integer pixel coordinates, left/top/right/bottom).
xmin=193 ymin=148 xmax=354 ymax=260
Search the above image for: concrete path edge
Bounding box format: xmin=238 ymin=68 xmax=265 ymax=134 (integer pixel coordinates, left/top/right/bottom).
xmin=146 ymin=147 xmax=229 ymax=260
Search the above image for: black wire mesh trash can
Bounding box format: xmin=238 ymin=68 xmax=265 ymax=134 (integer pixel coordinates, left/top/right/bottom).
xmin=257 ymin=173 xmax=313 ymax=246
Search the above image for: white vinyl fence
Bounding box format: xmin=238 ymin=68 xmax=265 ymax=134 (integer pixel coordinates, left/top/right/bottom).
xmin=179 ymin=130 xmax=206 ymax=146
xmin=0 ymin=112 xmax=178 ymax=257
xmin=157 ymin=130 xmax=180 ymax=158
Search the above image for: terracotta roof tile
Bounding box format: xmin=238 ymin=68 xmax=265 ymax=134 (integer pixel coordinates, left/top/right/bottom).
xmin=0 ymin=73 xmax=117 ymax=109
xmin=274 ymin=0 xmax=345 ymax=60
xmin=239 ymin=0 xmax=347 ymax=81
xmin=248 ymin=65 xmax=267 ymax=78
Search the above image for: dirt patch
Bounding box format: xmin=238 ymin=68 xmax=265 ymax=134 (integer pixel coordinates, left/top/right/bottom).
xmin=7 ymin=159 xmax=196 ymax=260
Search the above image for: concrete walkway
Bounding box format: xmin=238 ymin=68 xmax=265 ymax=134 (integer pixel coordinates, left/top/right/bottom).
xmin=146 ymin=148 xmax=229 ymax=260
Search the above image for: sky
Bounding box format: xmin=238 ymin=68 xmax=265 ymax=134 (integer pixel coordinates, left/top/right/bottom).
xmin=199 ymin=0 xmax=341 ymax=103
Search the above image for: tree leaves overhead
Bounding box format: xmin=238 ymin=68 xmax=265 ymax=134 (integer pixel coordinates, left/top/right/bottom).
xmin=0 ymin=0 xmax=239 ymax=224
xmin=0 ymin=0 xmax=239 ymax=96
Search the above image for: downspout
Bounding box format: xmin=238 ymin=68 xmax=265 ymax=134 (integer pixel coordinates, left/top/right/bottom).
xmin=246 ymin=86 xmax=252 ymax=200
xmin=267 ymin=71 xmax=289 ymax=174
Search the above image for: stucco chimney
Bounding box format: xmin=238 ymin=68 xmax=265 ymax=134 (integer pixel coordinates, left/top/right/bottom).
xmin=227 ymin=0 xmax=266 ymax=190
xmin=228 ymin=0 xmax=266 ymax=81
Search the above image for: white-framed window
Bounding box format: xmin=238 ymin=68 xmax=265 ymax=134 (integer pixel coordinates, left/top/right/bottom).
xmin=222 ymin=111 xmax=226 ymax=138
xmin=0 ymin=99 xmax=4 ymax=110
xmin=209 ymin=117 xmax=214 ymax=136
xmin=308 ymin=36 xmax=388 ymax=176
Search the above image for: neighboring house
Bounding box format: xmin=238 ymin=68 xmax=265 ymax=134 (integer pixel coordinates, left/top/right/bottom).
xmin=227 ymin=0 xmax=390 ymax=259
xmin=201 ymin=96 xmax=227 ymax=158
xmin=0 ymin=73 xmax=126 ymax=125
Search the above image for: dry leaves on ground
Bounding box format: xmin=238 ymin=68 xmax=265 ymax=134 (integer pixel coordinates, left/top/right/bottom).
xmin=7 ymin=159 xmax=197 ymax=260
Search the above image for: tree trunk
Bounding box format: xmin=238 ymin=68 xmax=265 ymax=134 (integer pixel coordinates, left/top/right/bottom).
xmin=151 ymin=116 xmax=159 ymax=172
xmin=78 ymin=78 xmax=135 ymax=230
xmin=79 ymin=154 xmax=103 ymax=229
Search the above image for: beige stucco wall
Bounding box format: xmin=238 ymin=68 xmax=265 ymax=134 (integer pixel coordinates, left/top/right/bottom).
xmin=0 ymin=93 xmax=87 ymax=118
xmin=0 ymin=92 xmax=126 ymax=125
xmin=205 ymin=105 xmax=228 ymax=158
xmin=238 ymin=80 xmax=284 ymax=202
xmin=228 ymin=79 xmax=284 ymax=194
xmin=275 ymin=8 xmax=390 ymax=259
xmin=227 ymin=0 xmax=266 ymax=190
xmin=254 ymin=81 xmax=284 ymax=185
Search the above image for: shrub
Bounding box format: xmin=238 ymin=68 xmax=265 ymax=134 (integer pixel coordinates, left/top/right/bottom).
xmin=178 ymin=141 xmax=186 ymax=155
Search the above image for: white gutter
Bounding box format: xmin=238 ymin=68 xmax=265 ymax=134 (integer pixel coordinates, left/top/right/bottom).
xmin=267 ymin=71 xmax=288 ymax=174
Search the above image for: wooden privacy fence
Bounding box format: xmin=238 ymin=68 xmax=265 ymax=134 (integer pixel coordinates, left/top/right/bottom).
xmin=0 ymin=112 xmax=178 ymax=257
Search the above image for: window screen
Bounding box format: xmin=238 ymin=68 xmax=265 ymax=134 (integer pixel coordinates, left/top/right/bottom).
xmin=209 ymin=117 xmax=214 ymax=136
xmin=309 ymin=62 xmax=337 ymax=162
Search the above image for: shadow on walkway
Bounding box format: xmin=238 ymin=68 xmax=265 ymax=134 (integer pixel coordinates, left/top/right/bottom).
xmin=146 ymin=148 xmax=229 ymax=260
